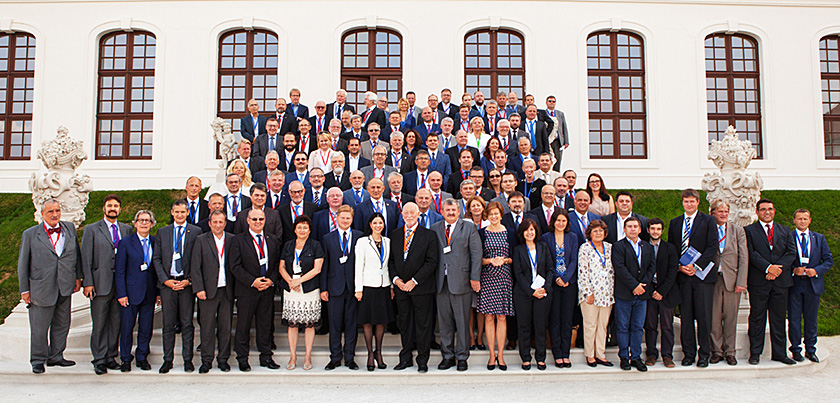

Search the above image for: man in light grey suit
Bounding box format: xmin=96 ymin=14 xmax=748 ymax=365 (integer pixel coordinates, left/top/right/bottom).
xmin=81 ymin=194 xmax=132 ymax=374
xmin=432 ymin=198 xmax=483 ymax=371
xmin=360 ymin=122 xmax=390 ymax=160
xmin=18 ymin=198 xmax=82 ymax=373
xmin=539 ymin=95 xmax=569 ymax=171
xmin=153 ymin=199 xmax=202 ymax=373
xmin=360 ymin=145 xmax=397 ymax=187
xmin=709 ymin=199 xmax=749 ymax=365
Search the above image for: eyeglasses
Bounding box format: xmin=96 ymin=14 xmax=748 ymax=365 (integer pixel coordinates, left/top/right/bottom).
xmin=547 ymin=100 xmax=556 ymax=103
xmin=373 ymin=152 xmax=387 ymax=156
xmin=489 ymin=175 xmax=501 ymax=178
xmin=369 ymin=129 xmax=380 ymax=132
xmin=315 ymin=106 xmax=326 ymax=109
xmin=310 ymin=174 xmax=324 ymax=179
xmin=136 ymin=219 xmax=152 ymax=223
xmin=290 ymin=189 xmax=305 ymax=194
xmin=294 ymin=158 xmax=307 ymax=161
xmin=249 ymin=217 xmax=265 ymax=222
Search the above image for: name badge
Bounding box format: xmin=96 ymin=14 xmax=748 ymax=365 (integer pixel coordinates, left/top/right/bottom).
xmin=599 ymin=270 xmax=609 ymax=278
xmin=140 ymin=263 xmax=148 ymax=271
xmin=339 ymin=256 xmax=348 ymax=264
xmin=379 ymin=269 xmax=386 ymax=276
xmin=293 ymin=264 xmax=302 ymax=275
xmin=173 ymin=252 xmax=181 ymax=260
xmin=259 ymin=257 xmax=268 ymax=266
xmin=443 ymin=246 xmax=452 ymax=254
xmin=801 ymin=257 xmax=810 ymax=265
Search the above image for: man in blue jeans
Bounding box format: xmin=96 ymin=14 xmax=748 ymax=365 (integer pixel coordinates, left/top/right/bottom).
xmin=611 ymin=217 xmax=656 ymax=371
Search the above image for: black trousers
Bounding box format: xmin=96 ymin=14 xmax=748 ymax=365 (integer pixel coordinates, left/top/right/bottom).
xmin=549 ymin=282 xmax=578 ymax=359
xmin=160 ymin=286 xmax=195 ymax=363
xmin=644 ymin=298 xmax=675 ymax=359
xmin=748 ymin=283 xmax=789 ymax=358
xmin=678 ymin=279 xmax=715 ymax=361
xmin=198 ymin=287 xmax=232 ymax=365
xmin=235 ymin=290 xmax=274 ymax=363
xmin=328 ymin=292 xmax=358 ymax=362
xmin=514 ymin=291 xmax=552 ymax=363
xmin=395 ymin=290 xmax=434 ymax=366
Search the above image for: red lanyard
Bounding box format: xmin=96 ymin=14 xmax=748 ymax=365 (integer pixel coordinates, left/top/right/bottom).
xmin=250 ymin=234 xmax=265 ymax=258
xmin=320 ymin=149 xmax=332 ymax=167
xmin=300 ymin=135 xmax=309 ymax=152
xmin=44 ymin=223 xmax=60 ymax=249
xmin=329 ymin=211 xmax=338 ymax=230
xmin=213 ymin=236 xmax=225 ymax=262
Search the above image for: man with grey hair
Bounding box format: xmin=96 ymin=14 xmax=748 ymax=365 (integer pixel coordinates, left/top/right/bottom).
xmin=253 ymin=150 xmax=281 ymax=188
xmin=178 ymin=176 xmax=208 ymax=225
xmin=327 ymin=89 xmax=355 ymax=121
xmin=432 ymin=198 xmax=482 ymax=371
xmin=387 ymin=172 xmax=414 ymax=211
xmin=387 ymin=131 xmax=416 ymax=173
xmin=343 ymin=114 xmax=368 ymax=142
xmin=18 ymin=198 xmax=82 ymax=374
xmin=324 ymin=151 xmax=351 ymax=191
xmin=361 ymin=91 xmax=387 ymax=130
xmin=360 ymin=145 xmax=397 ymax=186
xmin=361 ymin=121 xmax=389 ymax=160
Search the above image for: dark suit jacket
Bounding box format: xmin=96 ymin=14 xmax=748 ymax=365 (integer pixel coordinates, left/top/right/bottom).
xmin=229 ymin=231 xmax=281 ymax=298
xmin=269 ymin=111 xmax=298 ymax=136
xmin=189 ymin=231 xmax=234 ymax=301
xmin=80 ymin=219 xmax=132 ymax=296
xmin=668 ymin=212 xmax=718 ymax=285
xmin=343 ymin=188 xmax=370 ymax=208
xmin=223 ymin=194 xmax=251 ymax=220
xmin=388 ymin=225 xmax=440 ymax=295
xmin=240 ymin=114 xmax=267 ymax=142
xmin=516 ymin=178 xmax=547 ymax=210
xmin=280 ymin=238 xmax=326 ymax=293
xmin=612 ymin=238 xmax=656 ymax=300
xmin=278 ymin=201 xmax=318 ymax=243
xmin=251 ymin=134 xmax=282 ymax=159
xmin=353 ymin=198 xmax=400 ymax=234
xmin=320 ymin=229 xmax=363 ymax=297
xmin=304 ymin=187 xmax=330 ymax=211
xmin=380 ymin=124 xmax=405 ymax=143
xmin=228 ymin=156 xmax=266 ymax=174
xmin=340 ymin=130 xmax=369 ymax=143
xmin=512 ymin=242 xmax=554 ymax=297
xmin=152 ymin=223 xmax=201 ymax=287
xmin=541 ymin=232 xmax=580 ymax=284
xmin=284 ymin=171 xmax=311 ymax=190
xmin=507 ymin=153 xmax=535 ymax=177
xmin=326 ymin=102 xmax=355 ymax=122
xmin=402 ymin=170 xmax=433 ymax=196
xmin=234 ymin=207 xmax=282 ymax=238
xmin=519 ymin=119 xmax=549 ymax=155
xmin=744 ymin=221 xmax=795 ymax=289
xmin=312 ymin=209 xmax=337 ymax=241
xmin=323 ymin=171 xmax=352 ymax=191
xmin=361 ymin=107 xmax=387 ymax=131
xmin=445 ymin=145 xmax=480 ymax=174
xmin=169 ymin=198 xmax=210 ymax=225
xmin=788 ymin=229 xmax=834 ymax=295
xmin=524 ymin=205 xmax=554 ymax=235
xmin=115 ymin=234 xmax=158 ymax=305
xmin=199 ymin=218 xmax=235 ymax=235
xmin=427 ymin=150 xmax=452 ymax=184
xmin=389 ymin=192 xmax=414 ymax=209
xmin=437 ymin=103 xmax=460 ymax=120
xmin=308 ymin=115 xmax=330 ymax=135
xmin=603 ymin=212 xmax=651 ymax=244
xmin=413 ymin=122 xmax=441 ymax=141
xmin=267 ymin=190 xmax=290 ymax=211
xmin=345 ymin=155 xmax=371 ymax=174
xmin=294 ymin=133 xmax=318 ymax=156
xmin=537 ymin=109 xmax=558 ymax=138
xmin=385 ymin=151 xmax=415 ymax=174
xmin=289 ymin=103 xmax=309 ymax=120
xmin=647 ymin=240 xmax=681 ymax=308
xmin=502 ymin=212 xmax=525 ymax=234
xmin=569 ymin=211 xmax=601 ymax=244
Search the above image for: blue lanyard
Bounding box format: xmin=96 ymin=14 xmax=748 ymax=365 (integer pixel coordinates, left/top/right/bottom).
xmin=528 ymin=247 xmax=537 ymax=273
xmin=372 ymin=200 xmax=383 ymax=214
xmin=418 ymin=171 xmax=429 ymax=189
xmin=295 ymin=249 xmax=301 ymax=267
xmin=524 ymin=180 xmax=533 ymax=198
xmin=377 ymin=239 xmax=385 ymax=268
xmin=796 ymin=231 xmax=809 ymax=256
xmin=392 ymin=152 xmax=402 ymax=168
xmin=589 ymin=241 xmax=607 ymax=267
xmin=340 ymin=232 xmax=350 ymax=256
xmin=630 ymin=240 xmax=641 ymax=265
xmin=227 ymin=195 xmax=238 ymax=213
xmin=353 ymin=190 xmax=363 ymax=204
xmin=173 ymin=226 xmax=184 ymax=253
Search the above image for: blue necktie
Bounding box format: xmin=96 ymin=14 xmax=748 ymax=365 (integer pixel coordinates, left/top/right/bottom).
xmin=174 ymin=226 xmax=184 ymax=276
xmin=256 ymin=234 xmax=267 ymax=276
xmin=801 ymin=233 xmax=809 ymax=257
xmin=142 ymin=238 xmax=150 ymax=265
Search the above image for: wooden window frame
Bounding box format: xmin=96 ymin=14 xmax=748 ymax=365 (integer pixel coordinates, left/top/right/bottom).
xmin=464 ymin=29 xmax=525 ymax=100
xmin=0 ymin=32 xmax=36 ymax=160
xmin=341 ymin=28 xmax=402 ymax=112
xmin=820 ymin=34 xmax=840 ymax=159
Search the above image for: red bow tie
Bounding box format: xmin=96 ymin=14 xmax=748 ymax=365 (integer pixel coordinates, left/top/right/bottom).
xmin=47 ymin=227 xmax=61 ymax=235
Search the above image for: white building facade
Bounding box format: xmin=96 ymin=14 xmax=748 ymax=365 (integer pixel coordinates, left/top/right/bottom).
xmin=1 ymin=0 xmax=839 ymax=192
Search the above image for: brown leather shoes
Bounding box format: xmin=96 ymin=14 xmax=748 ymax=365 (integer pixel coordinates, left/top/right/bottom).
xmin=644 ymin=356 xmax=656 ymax=366
xmin=662 ymin=357 xmax=675 ymax=368
xmin=725 ymin=355 xmax=737 ymax=366
xmin=709 ymin=354 xmax=723 ymax=364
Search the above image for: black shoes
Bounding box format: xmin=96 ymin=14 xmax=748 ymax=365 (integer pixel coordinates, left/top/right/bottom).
xmin=347 ymin=360 xmax=359 ymax=370
xmin=47 ymin=358 xmax=75 ymax=367
xmin=94 ymin=364 xmax=107 ymax=375
xmin=184 ymin=361 xmax=195 ymax=372
xmin=417 ymin=364 xmax=428 ymax=373
xmin=587 ymin=360 xmax=597 ymax=368
xmin=105 ymin=360 xmax=120 ymax=370
xmin=681 ymin=358 xmax=695 ymax=366
xmin=772 ymin=356 xmax=796 ymax=365
xmin=239 ymin=361 xmax=251 ymax=372
xmin=792 ymin=352 xmax=805 ymax=362
xmin=631 ymin=358 xmax=648 ymax=372
xmin=32 ymin=363 xmax=45 ymax=374
xmin=457 ymin=360 xmax=468 ymax=372
xmin=325 ymin=360 xmax=340 ymax=370
xmin=521 ymin=363 xmax=531 ymax=371
xmin=438 ymin=358 xmax=455 ymax=370
xmin=121 ymin=361 xmax=132 ymax=372
xmin=537 ymin=363 xmax=546 ymax=371
xmin=199 ymin=363 xmax=211 ymax=374
xmin=137 ymin=359 xmax=151 ymax=371
xmin=218 ymin=362 xmax=231 ymax=372
xmin=159 ymin=361 xmax=173 ymax=374
xmin=696 ymin=359 xmax=709 ymax=368
xmin=748 ymin=354 xmax=760 ymax=365
xmin=595 ymin=358 xmax=613 ymax=367
xmin=620 ymin=358 xmax=632 ymax=370
xmin=806 ymin=352 xmax=820 ymax=363
xmin=260 ymin=359 xmax=280 ymax=369
xmin=393 ymin=361 xmax=412 ymax=370
xmin=709 ymin=354 xmax=723 ymax=364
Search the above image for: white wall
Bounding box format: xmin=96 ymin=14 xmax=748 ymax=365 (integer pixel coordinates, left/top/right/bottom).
xmin=2 ymin=0 xmax=840 ymax=191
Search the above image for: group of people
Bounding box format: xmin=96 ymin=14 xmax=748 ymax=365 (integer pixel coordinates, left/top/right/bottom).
xmin=16 ymin=87 xmax=832 ymax=376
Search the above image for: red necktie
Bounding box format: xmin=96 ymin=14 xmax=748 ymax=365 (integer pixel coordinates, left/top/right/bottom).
xmin=766 ymin=223 xmax=773 ymax=245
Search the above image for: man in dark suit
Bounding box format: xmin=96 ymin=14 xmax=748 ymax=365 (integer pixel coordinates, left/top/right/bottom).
xmin=324 ymin=155 xmax=352 ymax=191
xmin=252 ymin=117 xmax=281 ymax=159
xmin=385 ymin=132 xmax=415 ymax=174
xmin=505 ymin=92 xmax=527 ymax=117
xmin=519 ymin=105 xmax=549 ymax=155
xmin=328 ymin=119 xmax=351 ymax=154
xmin=445 ymin=130 xmax=480 ymax=173
xmin=353 ymin=178 xmax=399 ymax=234
xmin=493 ymin=172 xmax=530 ymax=214
xmin=229 ymin=208 xmax=282 ymax=371
xmin=252 ymin=150 xmax=280 ymax=188
xmin=414 ymin=107 xmax=441 ymax=141
xmin=234 ymin=183 xmax=282 ymax=238
xmin=539 ymin=95 xmax=569 ymax=171
xmin=524 ymin=184 xmax=557 ymax=235
xmin=275 ymin=133 xmax=298 ymax=172
xmin=569 ymin=191 xmax=601 ymax=243
xmin=266 ymin=171 xmax=289 ymax=211
xmin=172 ymin=177 xmax=210 ymax=225
xmin=284 ymin=151 xmax=312 ymax=191
xmin=18 ymin=198 xmax=82 ymax=374
xmin=551 ymin=177 xmax=575 ymax=213
xmin=668 ymin=188 xmax=718 ymax=368
xmin=342 ymin=114 xmax=369 ymax=142
xmin=612 ymin=217 xmax=655 ymax=372
xmin=153 ymin=200 xmax=201 ymax=373
xmin=744 ymin=198 xmax=796 ymax=365
xmin=403 ymin=150 xmax=434 ymax=196
xmin=308 ymin=100 xmax=330 ymax=134
xmin=115 ymin=210 xmax=158 ymax=372
xmin=279 ymin=180 xmax=317 ymax=244
xmin=288 ymin=88 xmax=308 ymax=120
xmin=390 ymin=203 xmax=441 ymax=373
xmin=362 ymin=121 xmax=390 ymax=159
xmin=501 ymin=192 xmax=528 ymax=230
xmin=604 ymin=191 xmax=650 ymax=244
xmin=270 ymin=97 xmax=298 ymax=136
xmin=239 ymin=98 xmax=267 ymax=142
xmin=438 ymin=89 xmax=459 ymax=120
xmin=200 ymin=193 xmax=232 ymax=233
xmin=223 ymin=173 xmax=251 ymax=223
xmin=482 ymin=101 xmax=500 ymax=136
xmin=81 ymin=194 xmax=132 ymax=374
xmin=313 ymin=187 xmax=344 ymax=240
xmin=344 ymin=170 xmax=371 ymax=207
xmin=446 ymin=148 xmax=476 ymax=196
xmin=399 ymin=189 xmax=443 ymax=229
xmin=425 ymin=134 xmax=452 ymax=185
xmin=643 ymin=218 xmax=681 ymax=368
xmin=326 ymin=89 xmax=355 ymax=122
xmin=230 ymin=139 xmax=266 ymax=174
xmin=296 ymin=119 xmax=318 ymax=156
xmin=305 ymin=167 xmax=330 ymax=211
xmin=190 ymin=210 xmax=234 ymax=373
xmin=387 ymin=172 xmax=414 ymax=211
xmin=432 ymin=199 xmax=482 ymax=371
xmin=788 ymin=208 xmax=834 ymax=363
xmin=320 ymin=206 xmax=363 ymax=370
xmin=508 ymin=137 xmax=536 ymax=178
xmin=360 ymin=91 xmax=387 ymax=131
xmin=346 ymin=137 xmax=371 ymax=174
xmin=457 ymin=103 xmax=475 ymax=133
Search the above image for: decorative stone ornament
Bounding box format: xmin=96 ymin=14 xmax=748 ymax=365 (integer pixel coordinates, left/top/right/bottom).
xmin=29 ymin=126 xmax=94 ymax=227
xmin=701 ymin=125 xmax=764 ymax=227
xmin=211 ymin=117 xmax=237 ymax=182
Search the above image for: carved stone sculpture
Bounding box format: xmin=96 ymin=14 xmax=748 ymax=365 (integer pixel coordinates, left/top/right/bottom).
xmin=29 ymin=126 xmax=94 ymax=227
xmin=701 ymin=125 xmax=763 ymax=227
xmin=211 ymin=117 xmax=237 ymax=182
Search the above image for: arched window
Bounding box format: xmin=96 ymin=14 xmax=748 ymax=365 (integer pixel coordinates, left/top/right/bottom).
xmin=464 ymin=29 xmax=524 ymax=99
xmin=341 ymin=28 xmax=402 ymax=112
xmin=820 ymin=34 xmax=840 ymax=159
xmin=0 ymin=32 xmax=35 ymax=160
xmin=217 ymin=29 xmax=278 ymax=147
xmin=586 ymin=31 xmax=647 ymax=159
xmin=705 ymin=33 xmax=762 ymax=158
xmin=96 ymin=31 xmax=155 ymax=159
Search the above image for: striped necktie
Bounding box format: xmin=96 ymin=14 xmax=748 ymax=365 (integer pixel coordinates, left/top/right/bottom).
xmin=681 ymin=217 xmax=691 ymax=256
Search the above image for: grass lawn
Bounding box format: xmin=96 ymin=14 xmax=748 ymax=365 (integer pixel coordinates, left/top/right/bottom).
xmin=1 ymin=189 xmax=837 ymax=335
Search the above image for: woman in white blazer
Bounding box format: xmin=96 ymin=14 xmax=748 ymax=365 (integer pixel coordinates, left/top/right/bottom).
xmin=308 ymin=133 xmax=337 ymax=173
xmin=354 ymin=213 xmax=395 ymax=371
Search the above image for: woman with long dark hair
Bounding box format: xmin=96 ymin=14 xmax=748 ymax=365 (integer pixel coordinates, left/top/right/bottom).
xmin=354 ymin=213 xmax=395 ymax=371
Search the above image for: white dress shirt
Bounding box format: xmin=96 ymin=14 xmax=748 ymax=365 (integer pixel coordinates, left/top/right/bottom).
xmin=214 ymin=233 xmax=227 ymax=287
